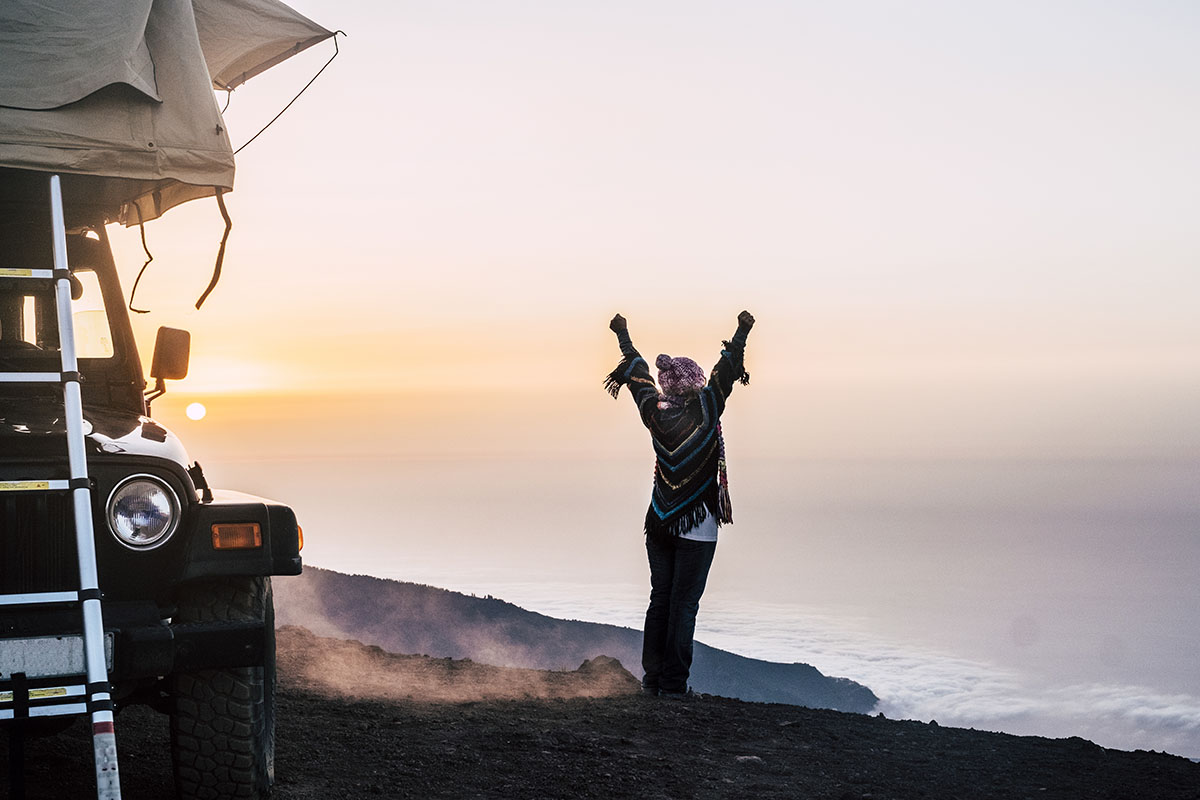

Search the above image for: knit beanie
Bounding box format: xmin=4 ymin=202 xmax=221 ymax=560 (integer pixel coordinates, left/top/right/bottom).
xmin=656 ymin=354 xmax=706 ymax=397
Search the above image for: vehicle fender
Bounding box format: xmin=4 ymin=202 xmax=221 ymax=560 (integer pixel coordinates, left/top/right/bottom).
xmin=179 ymin=489 xmax=302 ymax=581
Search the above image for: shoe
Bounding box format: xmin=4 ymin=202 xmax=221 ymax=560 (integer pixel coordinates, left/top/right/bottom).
xmin=640 ymin=685 xmax=660 ymax=697
xmin=660 ymin=687 xmax=698 ymax=701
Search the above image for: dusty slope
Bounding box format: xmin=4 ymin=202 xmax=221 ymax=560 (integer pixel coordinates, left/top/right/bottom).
xmin=273 ymin=566 xmax=877 ymax=712
xmin=3 ymin=627 xmax=1197 ymax=800
xmin=276 ymin=625 xmax=642 ymax=702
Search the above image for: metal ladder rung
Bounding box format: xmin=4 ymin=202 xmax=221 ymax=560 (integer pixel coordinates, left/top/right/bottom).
xmin=1 ymin=702 xmax=90 ymax=720
xmin=0 ymin=268 xmax=58 ymax=280
xmin=1 ymin=682 xmax=92 ymax=721
xmin=1 ymin=680 xmax=87 ymax=709
xmin=0 ymin=480 xmax=71 ymax=492
xmin=0 ymin=372 xmax=69 ymax=383
xmin=0 ymin=591 xmax=86 ymax=607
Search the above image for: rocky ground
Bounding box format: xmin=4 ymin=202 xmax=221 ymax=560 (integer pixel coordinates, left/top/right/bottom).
xmin=3 ymin=626 xmax=1198 ymax=799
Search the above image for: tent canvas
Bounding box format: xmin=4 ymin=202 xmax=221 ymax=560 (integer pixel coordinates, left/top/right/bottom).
xmin=0 ymin=0 xmax=334 ymax=224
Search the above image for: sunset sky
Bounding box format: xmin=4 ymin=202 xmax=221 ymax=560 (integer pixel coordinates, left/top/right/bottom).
xmin=106 ymin=0 xmax=1199 ymax=464
xmin=90 ymin=0 xmax=1200 ymax=754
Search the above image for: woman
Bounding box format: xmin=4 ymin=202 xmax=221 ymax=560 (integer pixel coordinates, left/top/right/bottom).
xmin=605 ymin=310 xmax=754 ymax=698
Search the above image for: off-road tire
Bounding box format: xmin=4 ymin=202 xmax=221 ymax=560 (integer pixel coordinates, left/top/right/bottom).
xmin=169 ymin=576 xmax=275 ymax=799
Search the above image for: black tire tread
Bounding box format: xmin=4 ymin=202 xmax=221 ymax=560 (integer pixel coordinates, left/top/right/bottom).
xmin=170 ymin=576 xmax=274 ymax=800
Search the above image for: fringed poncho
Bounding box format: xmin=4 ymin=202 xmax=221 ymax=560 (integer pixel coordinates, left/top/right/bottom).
xmin=606 ymin=324 xmax=750 ymax=540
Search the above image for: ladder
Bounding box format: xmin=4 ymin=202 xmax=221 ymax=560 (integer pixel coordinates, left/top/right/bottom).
xmin=0 ymin=175 xmax=122 ymax=799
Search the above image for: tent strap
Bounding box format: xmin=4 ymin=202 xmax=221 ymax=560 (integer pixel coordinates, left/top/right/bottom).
xmin=233 ymin=31 xmax=343 ymax=155
xmin=128 ymin=202 xmax=155 ymax=314
xmin=195 ymin=189 xmax=231 ymax=310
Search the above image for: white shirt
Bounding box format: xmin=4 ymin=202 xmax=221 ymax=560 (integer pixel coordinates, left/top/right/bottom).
xmin=679 ymin=508 xmax=718 ymax=542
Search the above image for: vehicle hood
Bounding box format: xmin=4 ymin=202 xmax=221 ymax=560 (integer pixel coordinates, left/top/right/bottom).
xmin=0 ymin=399 xmax=189 ymax=465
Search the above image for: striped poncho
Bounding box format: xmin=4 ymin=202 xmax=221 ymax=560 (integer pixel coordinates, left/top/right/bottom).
xmin=606 ymin=324 xmax=750 ymax=539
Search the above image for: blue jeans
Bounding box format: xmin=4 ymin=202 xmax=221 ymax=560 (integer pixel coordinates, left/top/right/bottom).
xmin=642 ymin=535 xmax=717 ymax=693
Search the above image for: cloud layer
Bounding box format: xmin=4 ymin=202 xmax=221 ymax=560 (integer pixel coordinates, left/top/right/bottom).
xmin=428 ymin=579 xmax=1200 ymax=758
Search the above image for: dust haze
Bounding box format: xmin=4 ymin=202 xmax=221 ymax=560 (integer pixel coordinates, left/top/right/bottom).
xmin=277 ymin=626 xmax=639 ymax=704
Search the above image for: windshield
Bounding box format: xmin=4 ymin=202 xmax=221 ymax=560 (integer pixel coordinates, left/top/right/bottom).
xmin=0 ymin=269 xmax=115 ymax=366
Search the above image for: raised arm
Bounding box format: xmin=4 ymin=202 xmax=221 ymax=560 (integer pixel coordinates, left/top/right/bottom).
xmin=706 ymin=310 xmax=754 ymax=410
xmin=610 ymin=313 xmax=635 ymax=357
xmin=604 ymin=314 xmax=659 ymax=425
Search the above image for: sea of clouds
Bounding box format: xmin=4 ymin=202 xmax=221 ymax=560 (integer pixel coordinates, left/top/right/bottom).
xmin=418 ymin=578 xmax=1200 ymax=759
xmin=752 ymin=604 xmax=1200 ymax=759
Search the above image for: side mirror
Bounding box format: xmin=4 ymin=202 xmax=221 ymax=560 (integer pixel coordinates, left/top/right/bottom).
xmin=150 ymin=327 xmax=190 ymax=380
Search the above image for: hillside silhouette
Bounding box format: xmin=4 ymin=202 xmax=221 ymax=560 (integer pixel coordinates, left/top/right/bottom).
xmin=273 ymin=566 xmax=877 ymax=712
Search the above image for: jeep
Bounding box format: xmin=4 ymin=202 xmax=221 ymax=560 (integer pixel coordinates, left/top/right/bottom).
xmin=1 ymin=178 xmax=301 ymax=799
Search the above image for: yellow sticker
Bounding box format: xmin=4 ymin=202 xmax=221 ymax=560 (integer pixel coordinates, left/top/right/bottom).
xmin=0 ymin=268 xmax=34 ymax=277
xmin=0 ymin=481 xmax=51 ymax=492
xmin=0 ymin=687 xmax=69 ymax=702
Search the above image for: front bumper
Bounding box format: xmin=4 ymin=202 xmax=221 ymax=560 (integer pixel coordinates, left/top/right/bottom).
xmin=1 ymin=601 xmax=266 ymax=691
xmin=112 ymin=618 xmax=266 ymax=678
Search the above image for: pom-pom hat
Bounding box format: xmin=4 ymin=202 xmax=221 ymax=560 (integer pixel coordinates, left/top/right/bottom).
xmin=655 ymin=354 xmax=706 ymax=397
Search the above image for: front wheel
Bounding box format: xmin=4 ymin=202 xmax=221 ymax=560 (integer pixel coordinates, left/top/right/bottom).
xmin=169 ymin=576 xmax=275 ymax=800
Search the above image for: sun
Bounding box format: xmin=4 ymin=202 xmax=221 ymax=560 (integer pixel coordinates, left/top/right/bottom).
xmin=185 ymin=402 xmax=208 ymax=421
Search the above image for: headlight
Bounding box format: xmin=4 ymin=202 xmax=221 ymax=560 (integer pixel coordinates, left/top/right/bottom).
xmin=106 ymin=475 xmax=180 ymax=550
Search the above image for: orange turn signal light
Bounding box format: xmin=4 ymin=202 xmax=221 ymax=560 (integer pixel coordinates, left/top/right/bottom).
xmin=297 ymin=525 xmax=304 ymax=551
xmin=211 ymin=523 xmax=262 ymax=550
